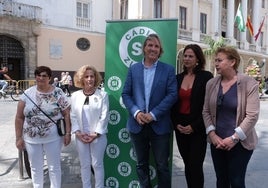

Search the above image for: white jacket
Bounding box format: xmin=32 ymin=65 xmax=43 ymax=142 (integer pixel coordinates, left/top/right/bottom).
xmin=70 ymin=89 xmax=109 ymax=135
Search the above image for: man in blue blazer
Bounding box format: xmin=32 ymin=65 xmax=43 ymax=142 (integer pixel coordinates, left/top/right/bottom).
xmin=122 ymin=34 xmax=177 ymax=188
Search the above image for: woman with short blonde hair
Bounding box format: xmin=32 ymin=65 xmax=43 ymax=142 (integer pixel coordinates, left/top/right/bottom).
xmin=73 ymin=65 xmax=102 ymax=88
xmin=71 ymin=65 xmax=109 ymax=188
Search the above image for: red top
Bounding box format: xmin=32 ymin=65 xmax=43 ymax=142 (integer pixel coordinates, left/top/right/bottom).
xmin=179 ymin=88 xmax=192 ymax=114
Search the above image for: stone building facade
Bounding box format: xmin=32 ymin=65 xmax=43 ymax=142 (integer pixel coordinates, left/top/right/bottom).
xmin=0 ymin=3 xmax=41 ymax=79
xmin=1 ymin=0 xmax=268 ymax=80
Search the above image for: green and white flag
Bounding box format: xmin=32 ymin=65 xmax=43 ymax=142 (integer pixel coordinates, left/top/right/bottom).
xmin=104 ymin=19 xmax=178 ymax=188
xmin=235 ymin=3 xmax=246 ymax=32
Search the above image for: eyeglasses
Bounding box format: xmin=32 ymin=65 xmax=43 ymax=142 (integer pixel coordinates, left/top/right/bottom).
xmin=36 ymin=74 xmax=49 ymax=78
xmin=217 ymin=94 xmax=224 ymax=107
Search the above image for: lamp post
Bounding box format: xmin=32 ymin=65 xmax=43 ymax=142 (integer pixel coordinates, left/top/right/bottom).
xmin=261 ymin=58 xmax=266 ymax=76
xmin=261 ymin=58 xmax=267 ymax=90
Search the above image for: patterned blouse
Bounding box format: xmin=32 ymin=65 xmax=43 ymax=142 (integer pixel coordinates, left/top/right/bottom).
xmin=21 ymin=85 xmax=70 ymax=144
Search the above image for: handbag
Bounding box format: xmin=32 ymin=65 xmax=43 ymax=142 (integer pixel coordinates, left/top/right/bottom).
xmin=56 ymin=118 xmax=66 ymax=136
xmin=23 ymin=91 xmax=66 ymax=136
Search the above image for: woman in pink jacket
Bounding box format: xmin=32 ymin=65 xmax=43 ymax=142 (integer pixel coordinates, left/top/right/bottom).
xmin=203 ymin=47 xmax=260 ymax=188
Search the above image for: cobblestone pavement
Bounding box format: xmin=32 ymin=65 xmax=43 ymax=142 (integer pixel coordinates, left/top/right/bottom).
xmin=0 ymin=97 xmax=268 ymax=188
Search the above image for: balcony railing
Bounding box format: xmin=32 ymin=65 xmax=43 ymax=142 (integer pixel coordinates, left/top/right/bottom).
xmin=178 ymin=28 xmax=267 ymax=54
xmin=178 ymin=29 xmax=192 ymax=40
xmin=0 ymin=0 xmax=42 ymax=22
xmin=76 ymin=17 xmax=90 ymax=29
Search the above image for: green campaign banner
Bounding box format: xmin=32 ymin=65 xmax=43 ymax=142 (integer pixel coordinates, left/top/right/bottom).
xmin=104 ymin=19 xmax=178 ymax=188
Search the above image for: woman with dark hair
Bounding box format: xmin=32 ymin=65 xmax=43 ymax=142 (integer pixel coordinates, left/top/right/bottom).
xmin=15 ymin=66 xmax=71 ymax=188
xmin=171 ymin=44 xmax=213 ymax=188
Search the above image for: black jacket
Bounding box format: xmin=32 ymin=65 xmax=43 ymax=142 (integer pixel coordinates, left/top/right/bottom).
xmin=171 ymin=70 xmax=213 ymax=134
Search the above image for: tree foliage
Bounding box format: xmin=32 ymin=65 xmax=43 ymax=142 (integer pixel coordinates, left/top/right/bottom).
xmin=203 ymin=36 xmax=226 ymax=56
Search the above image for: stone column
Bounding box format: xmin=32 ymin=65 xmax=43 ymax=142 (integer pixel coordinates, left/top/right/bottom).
xmin=191 ymin=0 xmax=200 ymax=41
xmin=252 ymin=0 xmax=262 ymax=49
xmin=240 ymin=0 xmax=249 ymax=50
xmin=240 ymin=0 xmax=247 ymax=41
xmin=212 ymin=0 xmax=220 ymax=36
xmin=141 ymin=0 xmax=150 ymax=19
xmin=226 ymin=0 xmax=235 ymax=45
xmin=168 ymin=0 xmax=176 ymax=17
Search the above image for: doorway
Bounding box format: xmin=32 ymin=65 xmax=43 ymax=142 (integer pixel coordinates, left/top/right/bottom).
xmin=0 ymin=35 xmax=24 ymax=80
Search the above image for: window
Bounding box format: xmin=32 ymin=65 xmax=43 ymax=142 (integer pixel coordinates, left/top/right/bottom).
xmin=77 ymin=2 xmax=89 ymax=18
xmin=76 ymin=38 xmax=90 ymax=51
xmin=200 ymin=13 xmax=207 ymax=34
xmin=179 ymin=6 xmax=187 ymax=29
xmin=262 ymin=0 xmax=265 ymax=8
xmin=222 ymin=0 xmax=227 ymax=9
xmin=154 ymin=0 xmax=162 ymax=18
xmin=120 ymin=0 xmax=128 ymax=19
xmin=76 ymin=1 xmax=91 ymax=28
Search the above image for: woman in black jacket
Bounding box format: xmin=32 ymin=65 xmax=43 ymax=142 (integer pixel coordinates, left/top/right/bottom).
xmin=171 ymin=44 xmax=213 ymax=188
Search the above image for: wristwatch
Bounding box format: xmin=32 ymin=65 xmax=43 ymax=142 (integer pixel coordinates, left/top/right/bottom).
xmin=231 ymin=135 xmax=239 ymax=144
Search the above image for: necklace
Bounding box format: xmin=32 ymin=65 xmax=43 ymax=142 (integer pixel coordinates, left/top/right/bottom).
xmin=83 ymin=89 xmax=95 ymax=96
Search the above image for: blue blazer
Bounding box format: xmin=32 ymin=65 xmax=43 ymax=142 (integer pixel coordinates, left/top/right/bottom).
xmin=122 ymin=61 xmax=177 ymax=134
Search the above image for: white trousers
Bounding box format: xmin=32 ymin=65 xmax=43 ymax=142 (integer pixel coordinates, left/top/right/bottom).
xmin=25 ymin=139 xmax=62 ymax=188
xmin=76 ymin=134 xmax=107 ymax=188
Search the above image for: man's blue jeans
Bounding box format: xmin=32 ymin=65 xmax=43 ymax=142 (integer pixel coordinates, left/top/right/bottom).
xmin=211 ymin=142 xmax=253 ymax=188
xmin=0 ymin=80 xmax=8 ymax=92
xmin=130 ymin=126 xmax=171 ymax=188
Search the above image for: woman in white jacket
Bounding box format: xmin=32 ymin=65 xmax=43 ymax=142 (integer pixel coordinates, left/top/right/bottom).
xmin=71 ymin=65 xmax=109 ymax=188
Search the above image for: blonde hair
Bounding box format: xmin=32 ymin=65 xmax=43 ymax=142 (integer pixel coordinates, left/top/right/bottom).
xmin=73 ymin=65 xmax=102 ymax=88
xmin=215 ymin=47 xmax=240 ymax=70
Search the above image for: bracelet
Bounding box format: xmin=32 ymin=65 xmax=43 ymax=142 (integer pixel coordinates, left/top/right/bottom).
xmin=65 ymin=133 xmax=71 ymax=136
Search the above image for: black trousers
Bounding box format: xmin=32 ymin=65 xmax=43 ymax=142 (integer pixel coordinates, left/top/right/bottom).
xmin=174 ymin=114 xmax=207 ymax=188
xmin=211 ymin=143 xmax=253 ymax=188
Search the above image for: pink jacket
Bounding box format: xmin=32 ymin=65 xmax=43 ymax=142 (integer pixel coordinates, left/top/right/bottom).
xmin=202 ymin=74 xmax=260 ymax=150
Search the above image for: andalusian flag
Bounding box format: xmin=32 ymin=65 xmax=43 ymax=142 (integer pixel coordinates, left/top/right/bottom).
xmin=235 ymin=3 xmax=246 ymax=32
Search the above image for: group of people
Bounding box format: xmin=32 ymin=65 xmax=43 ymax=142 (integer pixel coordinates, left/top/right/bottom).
xmin=14 ymin=34 xmax=260 ymax=188
xmin=52 ymin=71 xmax=73 ymax=96
xmin=15 ymin=65 xmax=108 ymax=188
xmin=122 ymin=34 xmax=259 ymax=188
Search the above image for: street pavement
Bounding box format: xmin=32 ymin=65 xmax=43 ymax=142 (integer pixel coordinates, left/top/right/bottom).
xmin=0 ymin=97 xmax=268 ymax=188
